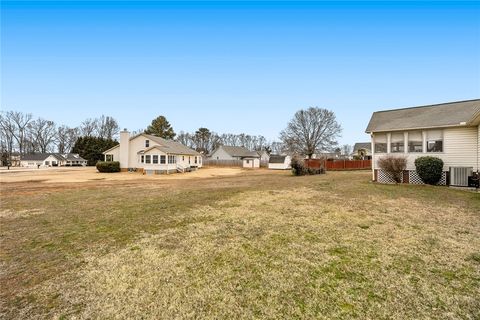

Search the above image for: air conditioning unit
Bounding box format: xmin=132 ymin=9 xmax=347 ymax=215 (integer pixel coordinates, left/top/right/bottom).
xmin=449 ymin=167 xmax=473 ymax=187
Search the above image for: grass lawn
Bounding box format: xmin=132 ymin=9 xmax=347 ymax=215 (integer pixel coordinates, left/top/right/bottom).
xmin=1 ymin=170 xmax=479 ymax=319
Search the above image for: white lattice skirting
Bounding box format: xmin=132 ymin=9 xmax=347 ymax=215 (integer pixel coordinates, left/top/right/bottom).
xmin=409 ymin=170 xmax=447 ymax=185
xmin=377 ymin=170 xmax=403 ymax=184
xmin=376 ymin=170 xmax=447 ymax=185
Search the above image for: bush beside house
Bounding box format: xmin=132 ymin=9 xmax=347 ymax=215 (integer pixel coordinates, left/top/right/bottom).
xmin=377 ymin=155 xmax=407 ymax=183
xmin=415 ymin=156 xmax=444 ymax=185
xmin=96 ymin=161 xmax=120 ymax=173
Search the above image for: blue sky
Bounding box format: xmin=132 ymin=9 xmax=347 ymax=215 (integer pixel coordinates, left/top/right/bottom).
xmin=1 ymin=1 xmax=479 ymax=145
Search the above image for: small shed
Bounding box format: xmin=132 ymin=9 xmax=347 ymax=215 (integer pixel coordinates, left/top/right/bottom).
xmin=240 ymin=150 xmax=261 ymax=169
xmin=268 ymin=155 xmax=292 ymax=170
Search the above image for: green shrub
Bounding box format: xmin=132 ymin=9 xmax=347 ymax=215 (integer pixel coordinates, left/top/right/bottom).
xmin=291 ymin=157 xmax=325 ymax=176
xmin=378 ymin=155 xmax=407 ymax=183
xmin=291 ymin=157 xmax=307 ymax=176
xmin=415 ymin=156 xmax=444 ymax=185
xmin=96 ymin=161 xmax=120 ymax=173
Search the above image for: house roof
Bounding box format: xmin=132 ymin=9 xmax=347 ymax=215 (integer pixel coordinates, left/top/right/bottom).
xmin=21 ymin=153 xmax=55 ymax=161
xmin=143 ymin=134 xmax=200 ymax=155
xmin=216 ymin=146 xmax=259 ymax=158
xmin=62 ymin=153 xmax=87 ymax=161
xmin=104 ymin=134 xmax=200 ymax=156
xmin=365 ymin=99 xmax=480 ymax=133
xmin=236 ymin=151 xmax=261 ymax=159
xmin=21 ymin=153 xmax=86 ymax=161
xmin=353 ymin=142 xmax=371 ymax=152
xmin=269 ymin=155 xmax=288 ymax=163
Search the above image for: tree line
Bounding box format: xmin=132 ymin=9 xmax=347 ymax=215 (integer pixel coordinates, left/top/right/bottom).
xmin=141 ymin=115 xmax=285 ymax=155
xmin=1 ymin=107 xmax=352 ymax=166
xmin=0 ymin=111 xmax=119 ymax=160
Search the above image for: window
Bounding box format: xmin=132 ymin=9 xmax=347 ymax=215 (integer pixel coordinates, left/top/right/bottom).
xmin=153 ymin=155 xmax=158 ymax=164
xmin=145 ymin=155 xmax=151 ymax=164
xmin=141 ymin=155 xmax=144 ymax=163
xmin=106 ymin=154 xmax=113 ymax=161
xmin=182 ymin=156 xmax=185 ymax=161
xmin=390 ymin=133 xmax=404 ymax=153
xmin=168 ymin=155 xmax=176 ymax=164
xmin=427 ymin=130 xmax=443 ymax=152
xmin=160 ymin=155 xmax=166 ymax=164
xmin=374 ymin=134 xmax=387 ymax=153
xmin=145 ymin=140 xmax=150 ymax=147
xmin=194 ymin=156 xmax=198 ymax=164
xmin=408 ymin=131 xmax=423 ymax=152
xmin=246 ymin=159 xmax=250 ymax=164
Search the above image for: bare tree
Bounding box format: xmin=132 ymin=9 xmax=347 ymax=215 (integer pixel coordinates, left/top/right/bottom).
xmin=96 ymin=115 xmax=120 ymax=140
xmin=28 ymin=118 xmax=57 ymax=153
xmin=0 ymin=113 xmax=16 ymax=167
xmin=57 ymin=125 xmax=79 ymax=153
xmin=7 ymin=111 xmax=33 ymax=154
xmin=280 ymin=107 xmax=342 ymax=159
xmin=80 ymin=118 xmax=99 ymax=137
xmin=341 ymin=144 xmax=352 ymax=156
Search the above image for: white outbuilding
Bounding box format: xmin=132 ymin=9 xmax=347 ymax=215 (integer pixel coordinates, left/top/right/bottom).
xmin=268 ymin=155 xmax=292 ymax=170
xmin=242 ymin=156 xmax=260 ymax=169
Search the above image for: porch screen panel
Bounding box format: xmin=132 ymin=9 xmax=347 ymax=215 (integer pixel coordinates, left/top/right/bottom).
xmin=427 ymin=130 xmax=443 ymax=152
xmin=408 ymin=131 xmax=423 ymax=152
xmin=391 ymin=132 xmax=404 ymax=153
xmin=374 ymin=134 xmax=387 ymax=153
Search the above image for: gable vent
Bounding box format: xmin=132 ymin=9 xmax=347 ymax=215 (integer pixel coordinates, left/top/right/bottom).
xmin=449 ymin=167 xmax=473 ymax=187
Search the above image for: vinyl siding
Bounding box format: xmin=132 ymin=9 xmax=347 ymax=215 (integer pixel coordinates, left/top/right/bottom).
xmin=477 ymin=125 xmax=480 ymax=171
xmin=209 ymin=147 xmax=236 ymax=160
xmin=372 ymin=126 xmax=478 ymax=171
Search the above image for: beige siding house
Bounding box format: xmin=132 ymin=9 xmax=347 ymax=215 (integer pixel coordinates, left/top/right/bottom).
xmin=103 ymin=130 xmax=202 ymax=174
xmin=366 ymin=99 xmax=480 ymax=185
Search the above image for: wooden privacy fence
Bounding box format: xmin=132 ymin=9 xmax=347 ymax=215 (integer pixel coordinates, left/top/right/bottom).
xmin=305 ymin=159 xmax=371 ymax=171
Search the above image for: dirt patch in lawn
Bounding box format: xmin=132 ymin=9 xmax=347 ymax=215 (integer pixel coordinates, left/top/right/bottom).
xmin=0 ymin=167 xmax=248 ymax=184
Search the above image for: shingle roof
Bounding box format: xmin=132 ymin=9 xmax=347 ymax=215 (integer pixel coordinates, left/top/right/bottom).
xmin=217 ymin=146 xmax=258 ymax=158
xmin=143 ymin=134 xmax=200 ymax=156
xmin=21 ymin=153 xmax=52 ymax=161
xmin=269 ymin=155 xmax=287 ymax=163
xmin=62 ymin=153 xmax=87 ymax=161
xmin=20 ymin=153 xmax=81 ymax=161
xmin=102 ymin=134 xmax=200 ymax=156
xmin=353 ymin=142 xmax=371 ymax=152
xmin=365 ymin=99 xmax=480 ymax=133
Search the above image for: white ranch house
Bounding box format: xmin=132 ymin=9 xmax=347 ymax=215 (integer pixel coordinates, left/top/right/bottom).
xmin=366 ymin=99 xmax=480 ymax=186
xmin=103 ymin=130 xmax=202 ymax=174
xmin=20 ymin=153 xmax=87 ymax=168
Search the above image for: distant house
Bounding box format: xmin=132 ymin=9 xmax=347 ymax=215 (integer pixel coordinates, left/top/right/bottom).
xmin=257 ymin=150 xmax=270 ymax=163
xmin=353 ymin=142 xmax=372 ymax=160
xmin=20 ymin=153 xmax=87 ymax=168
xmin=268 ymin=155 xmax=292 ymax=170
xmin=102 ymin=130 xmax=202 ymax=174
xmin=209 ymin=146 xmax=257 ymax=161
xmin=366 ymin=99 xmax=480 ymax=186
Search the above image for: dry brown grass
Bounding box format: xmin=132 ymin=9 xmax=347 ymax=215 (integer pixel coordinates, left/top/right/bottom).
xmin=1 ymin=170 xmax=479 ymax=319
